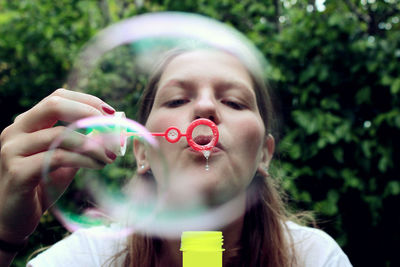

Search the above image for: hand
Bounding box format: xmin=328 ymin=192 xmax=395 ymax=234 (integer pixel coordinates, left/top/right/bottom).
xmin=0 ymin=89 xmax=116 ymax=243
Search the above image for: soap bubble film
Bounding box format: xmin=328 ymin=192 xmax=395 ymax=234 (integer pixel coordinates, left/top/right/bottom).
xmin=43 ymin=12 xmax=269 ymax=237
xmin=67 ymin=12 xmax=267 ymax=118
xmin=42 ymin=115 xmax=165 ymax=234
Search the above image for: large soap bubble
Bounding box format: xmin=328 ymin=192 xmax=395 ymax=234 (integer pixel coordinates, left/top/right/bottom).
xmin=43 ymin=12 xmax=268 ymax=237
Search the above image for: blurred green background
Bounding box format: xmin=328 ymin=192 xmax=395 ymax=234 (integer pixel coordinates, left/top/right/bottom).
xmin=1 ymin=0 xmax=399 ymax=266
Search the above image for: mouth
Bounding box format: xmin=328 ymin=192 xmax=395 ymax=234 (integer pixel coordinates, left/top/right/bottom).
xmin=188 ymin=135 xmax=224 ymax=152
xmin=193 ymin=135 xmax=212 ymax=145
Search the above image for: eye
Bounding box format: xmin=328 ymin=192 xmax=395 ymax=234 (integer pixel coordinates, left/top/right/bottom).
xmin=222 ymin=100 xmax=246 ymax=110
xmin=166 ymin=99 xmax=189 ymax=108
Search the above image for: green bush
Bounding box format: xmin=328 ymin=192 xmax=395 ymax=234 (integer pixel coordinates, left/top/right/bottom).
xmin=1 ymin=0 xmax=398 ymax=266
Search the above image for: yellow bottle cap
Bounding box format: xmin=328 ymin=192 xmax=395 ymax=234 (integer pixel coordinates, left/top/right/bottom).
xmin=180 ymin=231 xmax=225 ymax=252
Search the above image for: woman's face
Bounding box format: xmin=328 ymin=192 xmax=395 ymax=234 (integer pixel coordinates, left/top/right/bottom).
xmin=137 ymin=50 xmax=272 ymax=205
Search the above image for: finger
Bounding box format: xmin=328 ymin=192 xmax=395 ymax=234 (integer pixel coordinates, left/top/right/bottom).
xmin=15 ymin=96 xmax=104 ymax=133
xmin=10 ymin=126 xmax=116 ymax=165
xmin=2 ymin=126 xmax=65 ymax=158
xmin=12 ymin=149 xmax=107 ymax=190
xmin=44 ymin=89 xmax=115 ymax=115
xmin=14 ymin=89 xmax=115 ymax=124
xmin=61 ymin=130 xmax=118 ymax=165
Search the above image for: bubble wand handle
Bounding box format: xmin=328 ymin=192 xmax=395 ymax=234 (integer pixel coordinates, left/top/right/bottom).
xmin=151 ymin=127 xmax=186 ymax=143
xmin=128 ymin=119 xmax=219 ymax=152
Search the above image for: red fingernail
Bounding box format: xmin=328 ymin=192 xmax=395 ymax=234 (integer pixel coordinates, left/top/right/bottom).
xmin=106 ymin=150 xmax=117 ymax=161
xmin=101 ymin=104 xmax=115 ymax=115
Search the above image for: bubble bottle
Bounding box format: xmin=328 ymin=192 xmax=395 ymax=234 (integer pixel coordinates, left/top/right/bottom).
xmin=180 ymin=231 xmax=224 ymax=267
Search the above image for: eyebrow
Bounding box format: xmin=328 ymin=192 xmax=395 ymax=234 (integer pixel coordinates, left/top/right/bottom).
xmin=159 ymin=79 xmax=253 ymax=94
xmin=217 ymin=80 xmax=253 ymax=94
xmin=158 ymin=79 xmax=194 ymax=92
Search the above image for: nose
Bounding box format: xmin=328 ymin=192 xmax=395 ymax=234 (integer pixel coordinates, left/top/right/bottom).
xmin=192 ymin=90 xmax=220 ymax=124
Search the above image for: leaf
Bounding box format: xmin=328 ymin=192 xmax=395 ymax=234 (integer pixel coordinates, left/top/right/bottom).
xmin=390 ymin=78 xmax=400 ymax=95
xmin=315 ymin=190 xmax=339 ymax=216
xmin=355 ymin=87 xmax=371 ymax=105
xmin=342 ymin=168 xmax=364 ymax=190
xmin=292 ymin=110 xmax=318 ymax=134
xmin=0 ymin=11 xmax=18 ymax=24
xmin=333 ymin=147 xmax=344 ymax=163
xmin=384 ymin=181 xmax=400 ymax=197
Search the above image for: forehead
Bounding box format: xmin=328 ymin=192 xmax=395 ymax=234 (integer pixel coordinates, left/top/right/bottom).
xmin=158 ymin=50 xmax=253 ymax=88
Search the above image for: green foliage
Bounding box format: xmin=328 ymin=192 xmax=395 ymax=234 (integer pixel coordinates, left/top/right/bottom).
xmin=1 ymin=0 xmax=399 ymax=266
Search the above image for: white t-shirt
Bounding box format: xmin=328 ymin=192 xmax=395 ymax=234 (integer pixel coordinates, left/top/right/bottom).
xmin=286 ymin=221 xmax=352 ymax=266
xmin=27 ymin=222 xmax=352 ymax=267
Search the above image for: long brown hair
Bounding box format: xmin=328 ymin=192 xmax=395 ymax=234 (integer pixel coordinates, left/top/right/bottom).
xmin=112 ymin=49 xmax=302 ymax=267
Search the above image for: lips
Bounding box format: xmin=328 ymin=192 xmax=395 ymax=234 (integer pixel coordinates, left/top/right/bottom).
xmin=190 ymin=135 xmax=223 ymax=151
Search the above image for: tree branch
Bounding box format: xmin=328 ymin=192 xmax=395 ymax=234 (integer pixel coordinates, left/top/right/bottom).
xmin=344 ymin=0 xmax=371 ymax=24
xmin=273 ymin=0 xmax=281 ymax=33
xmin=99 ymin=0 xmax=111 ymax=26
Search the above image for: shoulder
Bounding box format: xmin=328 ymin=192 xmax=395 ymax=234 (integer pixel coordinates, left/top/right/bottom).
xmin=285 ymin=221 xmax=353 ymax=267
xmin=27 ymin=225 xmax=127 ymax=267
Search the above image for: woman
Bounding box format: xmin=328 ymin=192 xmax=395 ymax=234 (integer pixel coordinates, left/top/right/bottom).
xmin=0 ymin=48 xmax=352 ymax=266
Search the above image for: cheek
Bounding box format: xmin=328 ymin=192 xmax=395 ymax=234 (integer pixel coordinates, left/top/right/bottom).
xmin=145 ymin=113 xmax=187 ymax=159
xmin=237 ymin=120 xmax=265 ymax=156
xmin=145 ymin=142 xmax=175 ymax=186
xmin=145 ymin=111 xmax=187 ymax=133
xmin=146 ymin=116 xmax=171 ymax=132
xmin=239 ymin=120 xmax=265 ymax=145
xmin=144 ymin=116 xmax=186 ymax=183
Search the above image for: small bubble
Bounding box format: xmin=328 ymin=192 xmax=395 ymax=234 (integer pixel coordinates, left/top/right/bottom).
xmin=367 ymin=36 xmax=375 ymax=43
xmin=134 ymin=0 xmax=144 ymax=8
xmin=364 ymin=121 xmax=371 ymax=128
xmin=316 ymin=0 xmax=326 ymax=12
